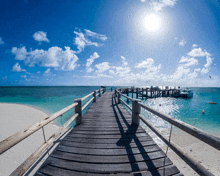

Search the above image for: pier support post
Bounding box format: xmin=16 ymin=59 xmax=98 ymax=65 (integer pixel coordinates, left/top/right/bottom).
xmin=98 ymin=89 xmax=101 ymax=97
xmin=136 ymin=88 xmax=139 ymax=99
xmin=142 ymin=88 xmax=144 ymax=100
xmin=127 ymin=89 xmax=129 ymax=102
xmin=132 ymin=100 xmax=141 ymax=126
xmin=93 ymin=91 xmax=96 ymax=102
xmin=118 ymin=92 xmax=121 ymax=104
xmin=74 ymin=99 xmax=82 ymax=125
xmin=132 ymin=88 xmax=134 ymax=98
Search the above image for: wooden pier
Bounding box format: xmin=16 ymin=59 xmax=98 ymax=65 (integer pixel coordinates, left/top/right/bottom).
xmin=35 ymin=92 xmax=182 ymax=175
xmin=1 ymin=87 xmax=219 ymax=176
xmin=121 ymin=87 xmax=181 ymax=99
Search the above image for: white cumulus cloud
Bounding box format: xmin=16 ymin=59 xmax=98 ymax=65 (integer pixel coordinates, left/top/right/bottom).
xmin=121 ymin=56 xmax=128 ymax=66
xmin=86 ymin=68 xmax=94 ymax=73
xmin=95 ymin=62 xmax=110 ymax=73
xmin=179 ymin=56 xmax=198 ymax=67
xmin=86 ymin=52 xmax=100 ymax=68
xmin=84 ymin=29 xmax=107 ymax=41
xmin=44 ymin=68 xmax=51 ymax=74
xmin=0 ymin=37 xmax=4 ymax=45
xmin=74 ymin=29 xmax=107 ymax=53
xmin=187 ymin=48 xmax=210 ymax=57
xmin=135 ymin=58 xmax=154 ymax=68
xmin=179 ymin=39 xmax=186 ymax=46
xmin=11 ymin=46 xmax=79 ymax=71
xmin=192 ymin=44 xmax=197 ymax=48
xmin=110 ymin=66 xmax=131 ymax=77
xmin=201 ymin=56 xmax=213 ymax=74
xmin=150 ymin=0 xmax=179 ymax=11
xmin=86 ymin=52 xmax=100 ymax=72
xmin=187 ymin=47 xmax=213 ymax=74
xmin=12 ymin=62 xmax=26 ymax=72
xmin=33 ymin=31 xmax=50 ymax=43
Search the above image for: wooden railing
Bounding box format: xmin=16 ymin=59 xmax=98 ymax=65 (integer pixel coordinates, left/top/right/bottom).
xmin=0 ymin=88 xmax=105 ymax=176
xmin=116 ymin=89 xmax=219 ymax=176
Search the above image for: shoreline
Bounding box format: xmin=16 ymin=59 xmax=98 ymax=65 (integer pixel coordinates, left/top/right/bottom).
xmin=0 ymin=103 xmax=61 ymax=176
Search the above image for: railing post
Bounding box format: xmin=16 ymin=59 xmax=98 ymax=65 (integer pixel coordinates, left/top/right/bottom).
xmin=93 ymin=91 xmax=96 ymax=102
xmin=132 ymin=100 xmax=141 ymax=126
xmin=118 ymin=92 xmax=121 ymax=104
xmin=98 ymin=89 xmax=101 ymax=97
xmin=136 ymin=88 xmax=139 ymax=99
xmin=74 ymin=99 xmax=82 ymax=125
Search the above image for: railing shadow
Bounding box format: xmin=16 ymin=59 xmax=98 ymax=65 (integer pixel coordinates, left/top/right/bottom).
xmin=112 ymin=94 xmax=166 ymax=176
xmin=25 ymin=127 xmax=72 ymax=176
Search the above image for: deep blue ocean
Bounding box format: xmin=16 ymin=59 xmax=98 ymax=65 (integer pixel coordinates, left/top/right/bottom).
xmin=0 ymin=86 xmax=219 ymax=135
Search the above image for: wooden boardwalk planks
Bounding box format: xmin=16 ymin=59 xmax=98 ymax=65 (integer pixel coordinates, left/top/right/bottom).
xmin=35 ymin=92 xmax=182 ymax=176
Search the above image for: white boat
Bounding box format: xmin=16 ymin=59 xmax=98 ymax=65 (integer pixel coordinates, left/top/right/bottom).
xmin=180 ymin=88 xmax=193 ymax=98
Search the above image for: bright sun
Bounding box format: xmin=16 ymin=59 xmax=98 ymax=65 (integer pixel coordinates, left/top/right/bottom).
xmin=143 ymin=14 xmax=161 ymax=31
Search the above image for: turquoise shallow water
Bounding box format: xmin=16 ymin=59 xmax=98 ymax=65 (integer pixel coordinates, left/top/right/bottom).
xmin=0 ymin=86 xmax=219 ymax=135
xmin=121 ymin=87 xmax=220 ymax=136
xmin=0 ymin=86 xmax=104 ymax=126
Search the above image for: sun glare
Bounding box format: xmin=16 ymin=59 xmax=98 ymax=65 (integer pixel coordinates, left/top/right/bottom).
xmin=143 ymin=14 xmax=161 ymax=32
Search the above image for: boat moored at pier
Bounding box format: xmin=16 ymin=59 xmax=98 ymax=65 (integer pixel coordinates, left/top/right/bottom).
xmin=180 ymin=88 xmax=193 ymax=98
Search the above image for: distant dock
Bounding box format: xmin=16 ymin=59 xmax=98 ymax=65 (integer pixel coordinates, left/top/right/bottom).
xmin=117 ymin=86 xmax=191 ymax=99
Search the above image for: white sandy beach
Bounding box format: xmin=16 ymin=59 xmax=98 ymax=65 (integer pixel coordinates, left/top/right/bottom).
xmin=142 ymin=125 xmax=220 ymax=176
xmin=0 ymin=103 xmax=61 ymax=176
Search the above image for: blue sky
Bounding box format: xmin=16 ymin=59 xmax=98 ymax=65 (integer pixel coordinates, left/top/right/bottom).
xmin=0 ymin=0 xmax=220 ymax=86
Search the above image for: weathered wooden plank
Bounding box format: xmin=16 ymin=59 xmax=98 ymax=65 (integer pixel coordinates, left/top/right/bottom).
xmin=56 ymin=144 xmax=160 ymax=155
xmin=69 ymin=129 xmax=145 ymax=135
xmin=67 ymin=132 xmax=149 ymax=139
xmin=72 ymin=125 xmax=144 ymax=131
xmin=42 ymin=156 xmax=173 ymax=173
xmin=51 ymin=150 xmax=166 ymax=163
xmin=63 ymin=136 xmax=153 ymax=144
xmin=60 ymin=139 xmax=156 ymax=149
xmin=36 ymin=164 xmax=180 ymax=176
xmin=82 ymin=117 xmax=132 ymax=121
xmin=81 ymin=121 xmax=131 ymax=125
xmin=34 ymin=173 xmax=48 ymax=176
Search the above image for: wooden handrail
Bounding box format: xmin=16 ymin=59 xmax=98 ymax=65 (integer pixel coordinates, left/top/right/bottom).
xmin=81 ymin=92 xmax=94 ymax=101
xmin=0 ymin=102 xmax=78 ymax=155
xmin=117 ymin=90 xmax=133 ymax=101
xmin=139 ymin=115 xmax=214 ymax=176
xmin=139 ymin=102 xmax=220 ymax=151
xmin=11 ymin=113 xmax=79 ymax=176
xmin=120 ymin=98 xmax=132 ymax=111
xmin=82 ymin=97 xmax=94 ymax=111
